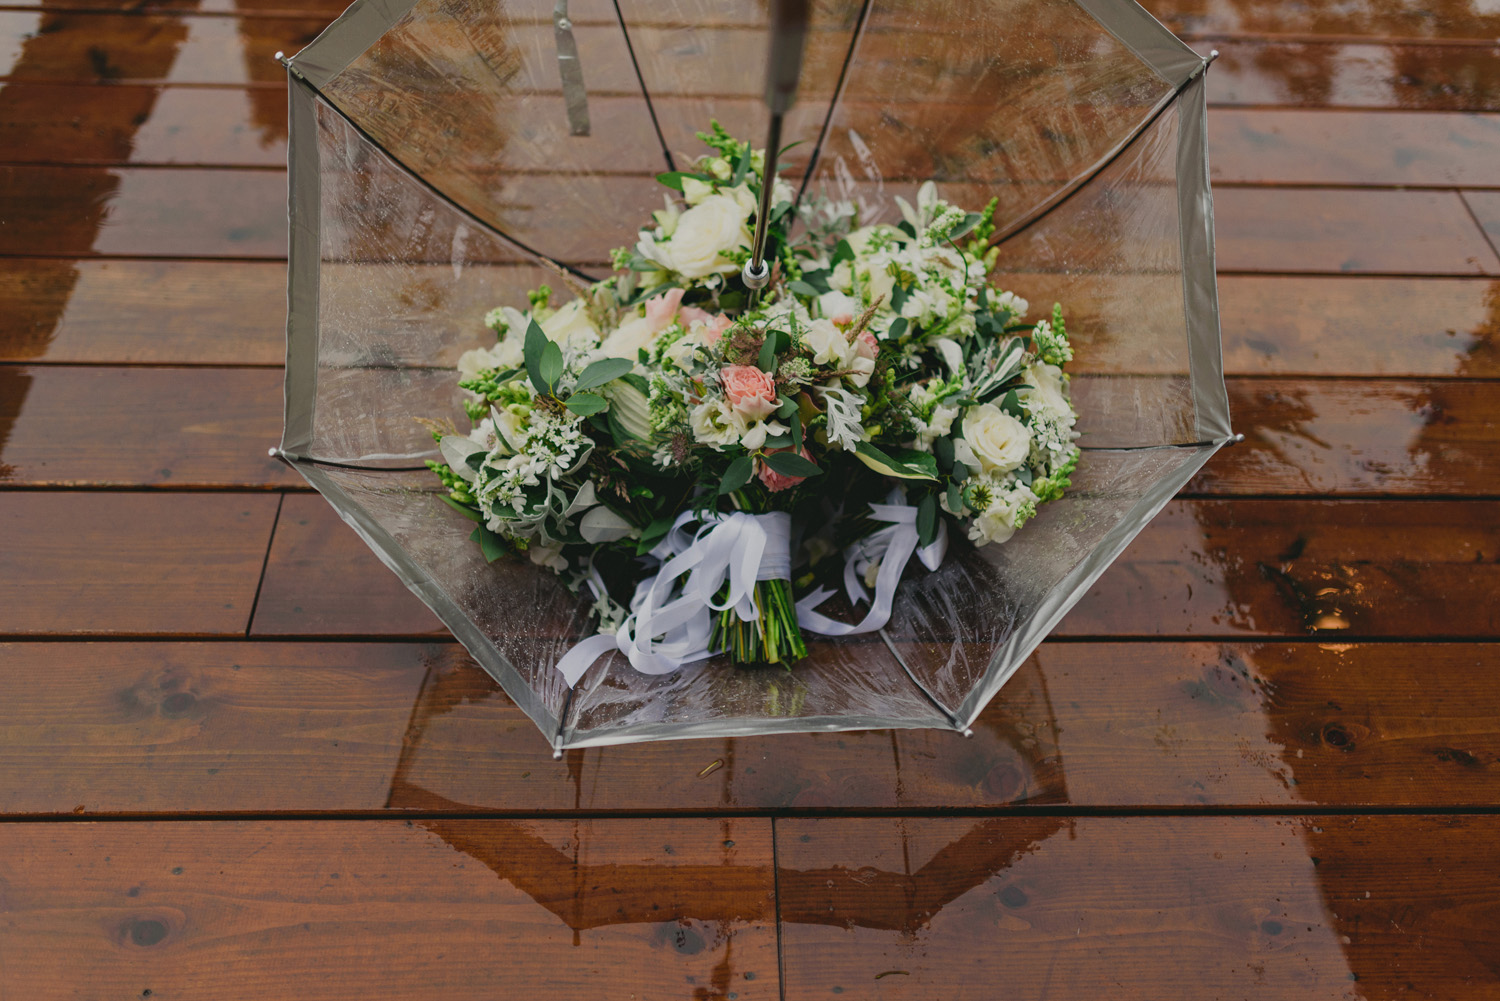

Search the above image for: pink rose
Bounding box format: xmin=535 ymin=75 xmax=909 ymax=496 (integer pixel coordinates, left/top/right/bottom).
xmin=759 ymin=446 xmax=815 ymax=493
xmin=643 ymin=287 xmax=686 ymax=329
xmin=720 ymin=365 xmax=779 ymax=420
xmin=854 ymin=330 xmax=878 ymax=360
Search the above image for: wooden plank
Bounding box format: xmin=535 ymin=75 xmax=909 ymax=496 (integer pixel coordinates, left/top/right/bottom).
xmin=1213 ymin=188 xmax=1500 ymax=275
xmin=7 ymin=264 xmax=1496 ymax=377
xmin=0 ymin=365 xmax=296 ymax=487
xmin=1216 ymin=276 xmax=1500 ymax=378
xmin=1210 ymin=110 xmax=1500 ymax=187
xmin=0 ymin=259 xmax=288 ymax=365
xmin=0 ymin=492 xmax=278 ymax=635
xmin=0 ymin=165 xmax=287 ymax=259
xmin=250 ymin=492 xmax=446 ymax=637
xmin=1 ymin=83 xmax=288 ymax=166
xmin=1190 ymin=378 xmax=1500 ymax=496
xmin=0 ymin=818 xmax=780 ymax=999
xmin=8 ymin=165 xmax=1495 ymax=274
xmin=250 ymin=497 xmax=1500 ymax=640
xmin=1203 ymin=39 xmax=1500 ymax=112
xmin=1 ymin=640 xmax=1497 ymax=814
xmin=1465 ymin=191 xmax=1500 ymax=257
xmin=777 ymin=815 xmax=1500 ymax=999
xmin=1143 ymin=0 xmax=1500 ymax=41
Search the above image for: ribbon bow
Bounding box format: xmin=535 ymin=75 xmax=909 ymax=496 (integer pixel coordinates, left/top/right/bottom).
xmin=794 ymin=492 xmax=947 ymax=637
xmin=553 ymin=509 xmax=792 ymax=687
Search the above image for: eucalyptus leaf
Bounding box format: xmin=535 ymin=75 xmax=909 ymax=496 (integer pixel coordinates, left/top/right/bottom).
xmin=786 ymin=280 xmax=822 ymax=298
xmin=540 ymin=341 xmax=563 ymax=392
xmin=916 ymin=493 xmax=938 ymax=547
xmin=887 ymin=317 xmax=909 ymax=340
xmin=523 ymin=319 xmax=549 ymax=395
xmin=574 ymin=357 xmax=633 ymax=392
xmin=565 ymin=392 xmax=609 ymax=416
xmin=757 ymin=334 xmax=777 ymax=373
xmin=655 ymin=171 xmax=712 ymax=191
xmin=946 ymin=482 xmax=963 ymax=513
xmin=790 ymin=410 xmax=803 ymax=451
xmin=763 ymin=450 xmax=821 ymax=478
xmin=719 ymin=454 xmax=754 ymax=494
xmin=474 ymin=524 xmax=507 ymax=563
xmin=579 ymin=505 xmax=635 ymax=544
xmin=831 ymin=239 xmax=855 ymax=267
xmin=439 ymin=494 xmax=481 ymax=522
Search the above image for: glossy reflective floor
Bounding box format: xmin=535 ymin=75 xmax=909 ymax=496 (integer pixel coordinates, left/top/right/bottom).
xmin=2 ymin=0 xmax=1500 ymax=997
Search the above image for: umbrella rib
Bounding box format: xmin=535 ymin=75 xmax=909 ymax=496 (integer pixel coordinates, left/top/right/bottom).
xmin=610 ymin=0 xmax=676 ymax=173
xmin=878 ymin=630 xmax=967 ymax=733
xmin=295 ymin=78 xmax=599 ymax=285
xmin=990 ymin=55 xmax=1213 ymax=250
xmin=794 ymin=0 xmax=874 ymax=205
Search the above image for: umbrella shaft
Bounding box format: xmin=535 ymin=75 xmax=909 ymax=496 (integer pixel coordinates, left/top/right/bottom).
xmin=748 ymin=111 xmax=783 ymax=281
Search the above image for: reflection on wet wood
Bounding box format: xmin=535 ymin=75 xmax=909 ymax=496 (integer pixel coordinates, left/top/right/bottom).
xmin=0 ymin=817 xmax=780 ymax=999
xmin=1059 ymin=499 xmax=1500 ymax=638
xmin=1193 ymin=379 xmax=1500 ymax=495
xmin=1213 ymin=188 xmax=1500 ymax=274
xmin=1204 ymin=39 xmax=1500 ymax=111
xmin=1210 ymin=109 xmax=1500 ymax=186
xmin=244 ymin=496 xmax=1500 ymax=640
xmin=1464 ymin=191 xmax=1500 ymax=254
xmin=1144 ymin=0 xmax=1500 ymax=41
xmin=777 ymin=815 xmax=1500 ymax=999
xmin=0 ymin=366 xmax=295 ymax=488
xmin=0 ymin=259 xmax=287 ymax=364
xmin=0 ymin=493 xmax=278 ymax=635
xmin=1 ymin=640 xmax=1496 ymax=813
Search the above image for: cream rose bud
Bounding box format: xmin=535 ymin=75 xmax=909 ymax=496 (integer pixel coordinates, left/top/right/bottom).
xmin=680 ymin=176 xmax=715 ymax=205
xmin=656 ymin=193 xmax=751 ymax=279
xmin=540 ymin=299 xmax=600 ymax=349
xmin=863 ymin=263 xmax=896 ymax=309
xmin=1019 ymin=362 xmax=1071 ymax=419
xmin=960 ymin=403 xmax=1032 ymax=475
xmin=456 ymin=346 xmax=497 ymax=382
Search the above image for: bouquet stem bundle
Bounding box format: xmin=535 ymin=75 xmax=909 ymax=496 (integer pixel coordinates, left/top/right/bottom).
xmin=712 ymin=577 xmax=808 ymax=668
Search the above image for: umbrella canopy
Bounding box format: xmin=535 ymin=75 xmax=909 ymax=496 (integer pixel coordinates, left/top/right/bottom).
xmin=277 ymin=0 xmax=1232 ymax=752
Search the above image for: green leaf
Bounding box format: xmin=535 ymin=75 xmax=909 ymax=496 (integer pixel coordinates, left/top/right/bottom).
xmin=641 ymin=514 xmax=675 ymax=543
xmin=946 ymin=482 xmax=963 ymax=513
xmin=932 ymin=435 xmax=955 ymax=471
xmin=719 ymin=454 xmax=754 ymax=495
xmin=776 ymin=395 xmax=798 ymax=419
xmin=757 ymin=333 xmax=778 ymax=373
xmin=999 ymin=388 xmax=1025 ymax=419
xmin=471 ymin=524 xmax=507 ymax=563
xmin=950 ymin=212 xmax=983 ymax=240
xmin=890 ymin=285 xmax=909 ymax=313
xmin=786 ymin=280 xmax=822 ymax=299
xmin=884 ymin=446 xmax=940 ymax=479
xmin=523 ymin=319 xmax=549 ymax=395
xmin=761 ymin=433 xmax=793 ymax=450
xmin=916 ymin=493 xmax=938 ymax=547
xmin=798 ymin=269 xmax=832 ymax=294
xmin=439 ymin=494 xmax=481 ymax=522
xmin=621 ymin=372 xmax=650 ymax=395
xmin=732 ymin=145 xmax=752 ymax=186
xmin=790 ymin=410 xmax=803 ymax=452
xmin=831 ymin=239 xmax=855 ymax=267
xmin=763 ymin=450 xmax=822 ymax=478
xmin=851 ymin=441 xmax=939 ymax=482
xmin=896 ymin=220 xmax=917 ymax=239
xmin=574 ymin=357 xmax=633 ymax=392
xmin=539 ymin=341 xmax=563 ymax=392
xmin=887 ymin=317 xmax=909 ymax=340
xmin=564 ymin=392 xmax=609 ymax=416
xmin=655 ymin=170 xmax=712 ymax=191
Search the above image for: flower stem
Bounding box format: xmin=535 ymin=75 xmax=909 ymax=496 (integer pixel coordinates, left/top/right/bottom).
xmin=711 ymin=578 xmax=808 ymax=668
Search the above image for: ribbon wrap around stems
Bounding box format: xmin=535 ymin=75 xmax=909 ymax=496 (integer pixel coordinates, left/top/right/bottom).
xmin=553 ymin=509 xmax=792 ymax=687
xmin=794 ymin=492 xmax=947 ymax=637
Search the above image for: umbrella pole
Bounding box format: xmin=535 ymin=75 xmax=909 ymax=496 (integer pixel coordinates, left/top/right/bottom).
xmin=742 ymin=0 xmax=809 ymax=309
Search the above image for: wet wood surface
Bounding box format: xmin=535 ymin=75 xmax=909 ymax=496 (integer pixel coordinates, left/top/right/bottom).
xmin=3 ymin=1 xmax=1500 ymax=996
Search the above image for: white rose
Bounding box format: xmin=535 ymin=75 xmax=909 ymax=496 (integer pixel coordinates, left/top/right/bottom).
xmin=863 ymin=261 xmax=896 ymax=309
xmin=958 ymin=403 xmax=1031 ymax=475
xmin=540 ymin=299 xmax=599 ymax=350
xmin=653 ymin=194 xmax=751 ymax=278
xmin=801 ymin=318 xmax=851 ymax=367
xmin=1019 ymin=362 xmax=1071 ymax=420
xmin=846 ymin=225 xmax=885 ymax=256
xmin=457 ymin=346 xmax=499 ymax=382
xmin=689 ymin=399 xmax=746 ymax=449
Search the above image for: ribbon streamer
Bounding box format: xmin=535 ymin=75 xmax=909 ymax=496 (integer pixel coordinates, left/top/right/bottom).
xmin=553 ymin=509 xmax=792 ymax=687
xmin=794 ymin=493 xmax=947 ymax=637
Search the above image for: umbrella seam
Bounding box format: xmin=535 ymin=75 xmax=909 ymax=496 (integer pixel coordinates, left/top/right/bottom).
xmin=609 ymin=0 xmax=676 ymax=173
xmin=793 ymin=0 xmax=874 ymax=206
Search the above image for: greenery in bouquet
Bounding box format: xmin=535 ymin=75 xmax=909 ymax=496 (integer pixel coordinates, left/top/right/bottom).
xmin=421 ymin=122 xmax=1081 ymax=677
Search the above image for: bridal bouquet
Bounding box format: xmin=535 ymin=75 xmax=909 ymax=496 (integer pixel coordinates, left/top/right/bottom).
xmin=422 ymin=123 xmax=1080 ymax=684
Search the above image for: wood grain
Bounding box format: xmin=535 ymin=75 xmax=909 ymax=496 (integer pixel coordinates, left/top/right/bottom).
xmin=1465 ymin=190 xmax=1500 ymax=256
xmin=1213 ymin=188 xmax=1500 ymax=274
xmin=1210 ymin=110 xmax=1500 ymax=186
xmin=0 ymin=365 xmax=296 ymax=487
xmin=247 ymin=496 xmax=1500 ymax=640
xmin=0 ymin=493 xmax=278 ymax=635
xmin=0 ymin=640 xmax=1496 ymax=814
xmin=777 ymin=815 xmax=1500 ymax=999
xmin=0 ymin=817 xmax=780 ymax=999
xmin=1144 ymin=0 xmax=1500 ymax=39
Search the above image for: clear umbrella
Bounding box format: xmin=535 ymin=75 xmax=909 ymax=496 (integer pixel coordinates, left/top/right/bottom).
xmin=275 ymin=0 xmax=1234 ymax=753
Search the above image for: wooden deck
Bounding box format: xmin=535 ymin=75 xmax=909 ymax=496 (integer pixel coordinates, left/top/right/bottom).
xmin=3 ymin=0 xmax=1499 ymax=996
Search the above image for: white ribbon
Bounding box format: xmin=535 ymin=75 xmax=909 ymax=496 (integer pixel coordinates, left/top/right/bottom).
xmin=553 ymin=509 xmax=792 ymax=687
xmin=794 ymin=492 xmax=947 ymax=637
